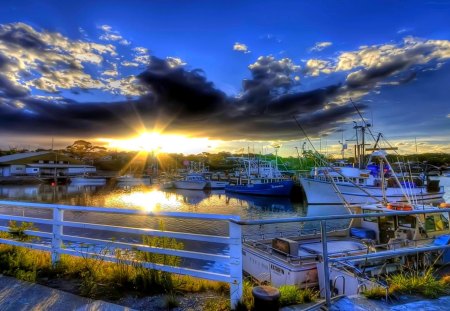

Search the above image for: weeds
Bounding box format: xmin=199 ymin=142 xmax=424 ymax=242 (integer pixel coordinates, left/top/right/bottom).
xmin=163 ymin=293 xmax=180 ymax=309
xmin=387 ymin=269 xmax=448 ymax=298
xmin=362 ymin=286 xmax=387 ymax=300
xmin=203 ymin=296 xmax=230 ymax=311
xmin=7 ymin=221 xmax=38 ymax=242
xmin=279 ymin=285 xmax=318 ymax=306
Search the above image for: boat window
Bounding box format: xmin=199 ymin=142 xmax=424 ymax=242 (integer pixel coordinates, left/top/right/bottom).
xmin=425 ymin=213 xmax=449 ymax=232
xmin=398 ymin=215 xmax=416 ymax=229
xmin=363 ymin=209 xmax=378 ymax=222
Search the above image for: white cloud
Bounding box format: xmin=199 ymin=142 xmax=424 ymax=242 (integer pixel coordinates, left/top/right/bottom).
xmin=310 ymin=41 xmax=333 ymax=52
xmin=133 ymin=47 xmax=148 ymax=54
xmin=130 ymin=46 xmax=150 ymax=64
xmin=134 ymin=54 xmax=150 ymax=65
xmin=233 ymin=42 xmax=250 ymax=53
xmin=0 ymin=23 xmax=117 ymax=94
xmin=98 ymin=25 xmax=130 ymax=45
xmin=100 ymin=25 xmax=112 ymax=32
xmin=119 ymin=39 xmax=131 ymax=45
xmin=121 ymin=61 xmax=139 ymax=67
xmin=166 ymin=57 xmax=186 ymax=68
xmin=104 ymin=76 xmax=147 ymax=96
xmin=305 ymin=59 xmax=333 ymax=76
xmin=102 ymin=69 xmax=119 ymax=77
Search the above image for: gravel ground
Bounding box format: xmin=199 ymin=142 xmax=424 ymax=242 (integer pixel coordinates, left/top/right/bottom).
xmin=115 ymin=292 xmax=224 ymax=311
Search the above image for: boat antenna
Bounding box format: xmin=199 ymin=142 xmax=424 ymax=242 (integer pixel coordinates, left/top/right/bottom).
xmin=349 ymin=98 xmax=377 ymax=142
xmin=293 ymin=116 xmax=383 ymax=204
xmin=292 ymin=116 xmax=317 ymax=153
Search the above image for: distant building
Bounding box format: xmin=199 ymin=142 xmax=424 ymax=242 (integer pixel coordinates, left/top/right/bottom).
xmin=0 ymin=151 xmax=96 ymax=177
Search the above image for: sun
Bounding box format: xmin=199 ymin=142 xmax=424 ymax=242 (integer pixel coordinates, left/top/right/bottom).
xmin=98 ymin=132 xmax=220 ymax=154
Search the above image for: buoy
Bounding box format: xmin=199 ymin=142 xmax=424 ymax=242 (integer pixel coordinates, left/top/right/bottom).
xmin=439 ymin=202 xmax=450 ymax=208
xmin=387 ymin=202 xmax=413 ymax=211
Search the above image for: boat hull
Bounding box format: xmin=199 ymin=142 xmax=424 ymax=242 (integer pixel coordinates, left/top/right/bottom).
xmin=70 ymin=177 xmax=106 ymax=185
xmin=299 ymin=177 xmax=445 ymax=204
xmin=116 ymin=177 xmax=152 ymax=185
xmin=225 ymin=180 xmax=294 ymax=196
xmin=173 ymin=181 xmax=207 ymax=190
xmin=207 ymin=181 xmax=229 ymax=189
xmin=243 ymin=246 xmax=318 ymax=288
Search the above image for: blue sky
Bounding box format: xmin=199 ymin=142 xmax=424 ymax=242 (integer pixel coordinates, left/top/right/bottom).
xmin=0 ymin=0 xmax=449 ymax=155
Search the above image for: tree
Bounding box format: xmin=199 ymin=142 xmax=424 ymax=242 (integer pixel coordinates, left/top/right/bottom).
xmin=66 ymin=140 xmax=107 ymax=162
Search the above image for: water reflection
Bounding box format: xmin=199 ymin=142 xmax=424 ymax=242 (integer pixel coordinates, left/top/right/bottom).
xmin=225 ymin=192 xmax=295 ymax=213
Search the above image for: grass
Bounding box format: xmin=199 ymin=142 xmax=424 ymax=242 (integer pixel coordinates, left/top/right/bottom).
xmin=360 ymin=269 xmax=450 ymax=300
xmin=387 ymin=269 xmax=448 ymax=298
xmin=362 ymin=286 xmax=387 ymax=300
xmin=279 ymin=285 xmax=318 ymax=306
xmin=0 ymin=218 xmax=232 ymax=300
xmin=163 ymin=293 xmax=180 ymax=309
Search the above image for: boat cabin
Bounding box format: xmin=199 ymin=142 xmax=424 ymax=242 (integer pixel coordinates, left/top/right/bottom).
xmin=350 ymin=205 xmax=450 ymax=245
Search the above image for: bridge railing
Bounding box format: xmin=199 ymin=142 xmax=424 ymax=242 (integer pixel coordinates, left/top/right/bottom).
xmin=0 ymin=200 xmax=243 ymax=308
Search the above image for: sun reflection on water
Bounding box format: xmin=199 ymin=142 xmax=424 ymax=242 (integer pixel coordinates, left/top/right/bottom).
xmin=106 ymin=189 xmax=182 ymax=211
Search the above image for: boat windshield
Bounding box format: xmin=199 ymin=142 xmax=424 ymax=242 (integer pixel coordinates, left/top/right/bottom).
xmin=424 ymin=213 xmax=449 ymax=232
xmin=397 ymin=215 xmax=416 ymax=229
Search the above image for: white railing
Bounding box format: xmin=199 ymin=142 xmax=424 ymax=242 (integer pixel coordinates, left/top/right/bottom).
xmin=0 ymin=200 xmax=243 ymax=308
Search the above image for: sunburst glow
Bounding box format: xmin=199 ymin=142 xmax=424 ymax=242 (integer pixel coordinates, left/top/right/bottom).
xmin=98 ymin=132 xmax=221 ymax=154
xmin=108 ymin=190 xmax=182 ymax=211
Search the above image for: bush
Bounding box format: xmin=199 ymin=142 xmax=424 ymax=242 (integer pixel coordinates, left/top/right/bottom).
xmin=362 ymin=286 xmax=387 ymax=300
xmin=388 ymin=269 xmax=446 ymax=298
xmin=279 ymin=285 xmax=318 ymax=306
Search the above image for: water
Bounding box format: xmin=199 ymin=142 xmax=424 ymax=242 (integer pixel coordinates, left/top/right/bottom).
xmin=0 ymin=176 xmax=448 ymax=273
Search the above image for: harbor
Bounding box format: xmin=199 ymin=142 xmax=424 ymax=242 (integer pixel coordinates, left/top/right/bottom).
xmin=1 ymin=1 xmax=450 ymax=310
xmin=0 ymin=174 xmax=449 ymax=309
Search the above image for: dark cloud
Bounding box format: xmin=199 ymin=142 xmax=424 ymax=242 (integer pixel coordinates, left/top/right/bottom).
xmin=0 ymin=24 xmax=46 ymax=50
xmin=0 ymin=55 xmax=362 ymax=141
xmin=346 ymin=58 xmax=412 ymax=89
xmin=241 ymin=56 xmax=300 ymax=107
xmin=137 ymin=57 xmax=229 ymax=119
xmin=0 ymin=75 xmax=30 ymax=98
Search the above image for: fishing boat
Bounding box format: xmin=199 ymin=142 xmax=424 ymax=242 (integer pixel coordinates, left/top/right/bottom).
xmin=172 ymin=173 xmax=209 ymax=190
xmin=70 ymin=176 xmax=106 ymax=185
xmin=207 ymin=180 xmax=229 ymax=190
xmin=299 ymin=150 xmax=444 ymax=204
xmin=242 ymin=201 xmax=450 ymax=296
xmin=116 ymin=174 xmax=152 ymax=185
xmin=225 ymin=157 xmax=294 ymax=196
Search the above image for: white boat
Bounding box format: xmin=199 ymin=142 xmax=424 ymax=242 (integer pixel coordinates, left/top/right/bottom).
xmin=70 ymin=176 xmax=106 ymax=185
xmin=207 ymin=180 xmax=229 ymax=189
xmin=172 ymin=173 xmax=208 ymax=190
xmin=299 ymin=150 xmax=444 ymax=204
xmin=243 ymin=201 xmax=450 ymax=296
xmin=116 ymin=175 xmax=152 ymax=185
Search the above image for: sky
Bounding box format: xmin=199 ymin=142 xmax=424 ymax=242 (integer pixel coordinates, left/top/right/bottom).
xmin=0 ymin=0 xmax=449 ymax=156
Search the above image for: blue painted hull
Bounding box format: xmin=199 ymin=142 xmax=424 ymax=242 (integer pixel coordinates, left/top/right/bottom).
xmin=225 ymin=180 xmax=294 ymax=196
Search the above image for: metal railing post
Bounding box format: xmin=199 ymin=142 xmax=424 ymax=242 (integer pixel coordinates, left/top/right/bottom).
xmin=320 ymin=220 xmax=331 ymax=308
xmin=229 ymin=220 xmax=243 ymax=310
xmin=51 ymin=207 xmax=63 ymax=265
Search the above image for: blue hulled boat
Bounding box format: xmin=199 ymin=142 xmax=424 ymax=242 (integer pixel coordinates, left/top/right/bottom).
xmin=224 ymin=156 xmax=294 ymax=196
xmin=225 ymin=180 xmax=294 ymax=196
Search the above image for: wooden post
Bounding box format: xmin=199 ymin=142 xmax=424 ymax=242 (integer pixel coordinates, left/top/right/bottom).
xmin=229 ymin=220 xmax=243 ymax=310
xmin=52 ymin=207 xmax=63 ymax=265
